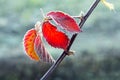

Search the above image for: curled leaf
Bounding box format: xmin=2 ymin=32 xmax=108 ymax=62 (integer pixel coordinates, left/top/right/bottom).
xmin=101 ymin=0 xmax=114 ymax=10
xmin=47 ymin=11 xmax=81 ymax=33
xmin=34 ymin=33 xmax=55 ymax=63
xmin=23 ymin=29 xmax=39 ymax=61
xmin=42 ymin=21 xmax=70 ymax=50
xmin=23 ymin=21 xmax=55 ymax=63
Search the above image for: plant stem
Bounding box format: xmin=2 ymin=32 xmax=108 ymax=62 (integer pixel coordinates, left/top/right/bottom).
xmin=40 ymin=0 xmax=100 ymax=80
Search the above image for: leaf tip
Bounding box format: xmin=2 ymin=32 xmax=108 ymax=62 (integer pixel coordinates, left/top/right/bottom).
xmin=101 ymin=0 xmax=114 ymax=10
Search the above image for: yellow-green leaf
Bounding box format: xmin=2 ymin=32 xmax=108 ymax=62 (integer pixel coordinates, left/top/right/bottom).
xmin=101 ymin=0 xmax=114 ymax=10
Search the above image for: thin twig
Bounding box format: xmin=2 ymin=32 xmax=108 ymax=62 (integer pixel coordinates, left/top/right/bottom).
xmin=40 ymin=0 xmax=100 ymax=80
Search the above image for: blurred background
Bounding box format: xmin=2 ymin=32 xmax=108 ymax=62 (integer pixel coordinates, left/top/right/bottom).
xmin=0 ymin=0 xmax=120 ymax=80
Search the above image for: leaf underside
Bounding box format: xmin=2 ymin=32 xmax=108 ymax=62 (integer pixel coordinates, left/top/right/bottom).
xmin=47 ymin=11 xmax=81 ymax=33
xmin=34 ymin=33 xmax=55 ymax=63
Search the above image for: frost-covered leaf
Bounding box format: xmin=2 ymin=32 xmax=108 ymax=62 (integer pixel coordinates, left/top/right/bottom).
xmin=47 ymin=11 xmax=81 ymax=33
xmin=42 ymin=21 xmax=70 ymax=50
xmin=23 ymin=29 xmax=39 ymax=61
xmin=34 ymin=33 xmax=55 ymax=63
xmin=23 ymin=22 xmax=55 ymax=63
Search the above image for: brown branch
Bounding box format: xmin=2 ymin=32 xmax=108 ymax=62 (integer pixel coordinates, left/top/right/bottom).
xmin=40 ymin=0 xmax=100 ymax=80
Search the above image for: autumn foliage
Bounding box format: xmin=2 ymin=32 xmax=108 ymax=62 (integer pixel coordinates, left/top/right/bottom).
xmin=23 ymin=11 xmax=81 ymax=63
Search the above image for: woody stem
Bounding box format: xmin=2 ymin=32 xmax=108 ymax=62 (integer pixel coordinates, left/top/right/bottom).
xmin=40 ymin=0 xmax=100 ymax=80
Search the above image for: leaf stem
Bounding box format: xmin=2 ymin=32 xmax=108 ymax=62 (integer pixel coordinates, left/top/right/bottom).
xmin=40 ymin=0 xmax=100 ymax=80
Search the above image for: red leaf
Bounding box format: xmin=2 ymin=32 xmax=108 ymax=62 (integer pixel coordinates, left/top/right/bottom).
xmin=23 ymin=29 xmax=39 ymax=61
xmin=34 ymin=33 xmax=55 ymax=63
xmin=42 ymin=21 xmax=70 ymax=50
xmin=47 ymin=11 xmax=81 ymax=33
